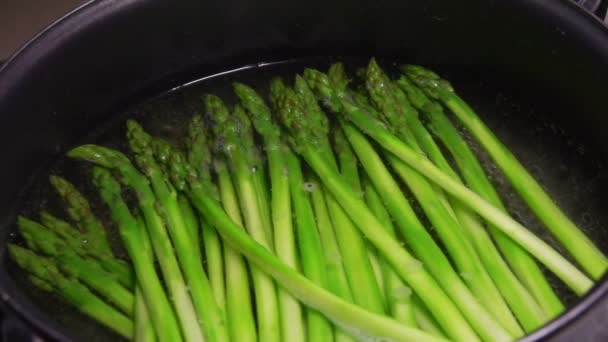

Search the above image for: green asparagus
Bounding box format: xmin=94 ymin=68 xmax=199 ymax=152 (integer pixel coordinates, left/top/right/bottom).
xmin=206 ymin=96 xmax=280 ymax=342
xmin=274 ymin=74 xmax=480 ymax=342
xmin=396 ymin=74 xmax=561 ymax=321
xmin=403 ymin=64 xmax=608 ymax=280
xmin=234 ymin=82 xmax=306 ymax=342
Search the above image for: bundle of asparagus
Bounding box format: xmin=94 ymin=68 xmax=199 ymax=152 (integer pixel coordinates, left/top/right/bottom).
xmin=9 ymin=59 xmax=607 ymax=342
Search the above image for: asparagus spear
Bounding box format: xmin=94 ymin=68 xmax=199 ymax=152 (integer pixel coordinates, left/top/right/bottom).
xmin=177 ymin=194 xmax=202 ymax=261
xmin=309 ymin=182 xmax=353 ymax=303
xmin=132 ymin=214 xmax=157 ymax=342
xmin=68 ymin=145 xmax=201 ymax=342
xmin=17 ymin=216 xmax=135 ymax=316
xmin=49 ymin=175 xmax=112 ymax=257
xmin=92 ymin=167 xmax=182 ymax=341
xmin=364 ymin=60 xmax=524 ymax=334
xmin=396 ymin=74 xmax=561 ymax=321
xmin=290 ymin=75 xmax=386 ymax=315
xmin=362 ymin=180 xmax=416 ymax=327
xmin=180 ymin=115 xmax=257 ymax=342
xmin=127 ymin=121 xmax=228 ymax=342
xmin=336 ymin=102 xmax=385 ymax=296
xmin=206 ymin=96 xmax=280 ymax=342
xmin=285 ymin=149 xmax=334 ymax=341
xmin=234 ymin=82 xmax=306 ymax=342
xmin=304 ymin=66 xmax=593 ymax=296
xmin=39 ymin=212 xmax=82 ymax=248
xmin=233 ymin=102 xmax=274 ymax=249
xmin=214 ymin=159 xmax=259 ymax=342
xmin=183 ymin=115 xmax=227 ymax=319
xmin=134 ymin=285 xmax=156 ymax=342
xmin=411 ymin=296 xmax=446 ymax=338
xmin=242 ymin=79 xmax=350 ymax=341
xmin=310 ymin=182 xmax=357 ymax=342
xmin=8 ymin=245 xmax=133 ymax=340
xmin=45 ymin=178 xmax=134 ymax=288
xmin=333 ymin=126 xmax=387 ymax=311
xmin=403 ymin=64 xmax=608 ymax=280
xmin=157 ymin=138 xmax=450 ymax=342
xmin=272 ymin=77 xmax=479 ymax=342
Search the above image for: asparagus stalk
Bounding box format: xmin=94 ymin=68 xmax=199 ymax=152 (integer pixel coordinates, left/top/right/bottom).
xmin=396 ymin=74 xmax=560 ymax=322
xmin=177 ymin=194 xmax=202 ymax=261
xmin=17 ymin=216 xmax=135 ymax=316
xmin=127 ymin=121 xmax=228 ymax=342
xmin=272 ymin=78 xmax=480 ymax=342
xmin=68 ymin=145 xmax=201 ymax=342
xmin=215 ymin=159 xmax=259 ymax=342
xmin=134 ymin=285 xmax=156 ymax=342
xmin=92 ymin=167 xmax=183 ymax=341
xmin=234 ymin=82 xmax=306 ymax=342
xmin=285 ymin=150 xmax=334 ymax=341
xmin=411 ymin=296 xmax=446 ymax=338
xmin=132 ymin=214 xmax=156 ymax=342
xmin=362 ymin=180 xmax=417 ymax=327
xmin=309 ymin=183 xmax=353 ymax=302
xmin=290 ymin=75 xmax=386 ymax=315
xmin=311 ymin=182 xmax=357 ymax=342
xmin=158 ymin=142 xmax=450 ymax=342
xmin=333 ymin=126 xmax=387 ymax=311
xmin=206 ymin=96 xmax=280 ymax=342
xmin=134 ymin=213 xmax=157 ymax=342
xmin=183 ymin=115 xmax=227 ymax=315
xmin=304 ymin=67 xmax=593 ymax=295
xmin=233 ymin=103 xmax=274 ymax=249
xmin=8 ymin=245 xmax=133 ymax=340
xmin=182 ymin=114 xmax=256 ymax=342
xmin=403 ymin=64 xmax=608 ymax=280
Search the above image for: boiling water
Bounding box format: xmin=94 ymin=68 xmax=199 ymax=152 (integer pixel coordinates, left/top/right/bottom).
xmin=7 ymin=59 xmax=608 ymax=341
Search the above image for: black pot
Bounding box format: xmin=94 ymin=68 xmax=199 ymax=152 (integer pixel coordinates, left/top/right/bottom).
xmin=2 ymin=0 xmax=608 ymax=340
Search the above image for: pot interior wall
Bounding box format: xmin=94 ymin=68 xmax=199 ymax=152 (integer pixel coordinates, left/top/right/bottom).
xmin=1 ymin=0 xmax=608 ymax=340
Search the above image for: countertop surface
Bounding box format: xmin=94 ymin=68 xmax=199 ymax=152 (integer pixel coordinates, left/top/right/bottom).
xmin=0 ymin=0 xmax=84 ymax=61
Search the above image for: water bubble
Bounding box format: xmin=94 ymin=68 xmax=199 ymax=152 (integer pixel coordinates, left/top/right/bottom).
xmin=302 ymin=182 xmax=317 ymax=192
xmin=582 ymin=212 xmax=592 ymax=225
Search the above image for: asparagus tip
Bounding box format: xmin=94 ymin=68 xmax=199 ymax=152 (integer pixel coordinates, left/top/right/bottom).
xmin=67 ymin=144 xmax=128 ymax=168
